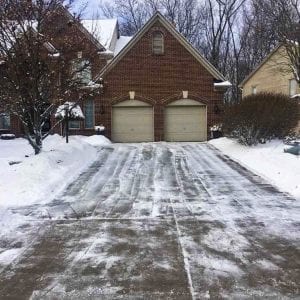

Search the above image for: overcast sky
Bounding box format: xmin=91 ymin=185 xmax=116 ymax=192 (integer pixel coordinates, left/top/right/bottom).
xmin=71 ymin=0 xmax=104 ymax=18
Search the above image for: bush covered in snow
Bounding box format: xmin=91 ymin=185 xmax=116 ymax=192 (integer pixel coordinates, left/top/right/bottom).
xmin=223 ymin=93 xmax=299 ymax=145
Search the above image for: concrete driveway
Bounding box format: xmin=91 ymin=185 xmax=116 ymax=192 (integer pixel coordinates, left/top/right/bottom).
xmin=0 ymin=143 xmax=299 ymax=299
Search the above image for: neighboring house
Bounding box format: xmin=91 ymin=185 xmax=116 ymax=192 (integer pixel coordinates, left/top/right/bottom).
xmin=0 ymin=6 xmax=132 ymax=137
xmin=240 ymin=44 xmax=300 ymax=134
xmin=2 ymin=10 xmax=229 ymax=142
xmin=240 ymin=45 xmax=300 ymax=97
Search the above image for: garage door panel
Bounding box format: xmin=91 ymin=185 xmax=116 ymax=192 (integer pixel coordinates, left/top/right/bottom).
xmin=165 ymin=106 xmax=207 ymax=142
xmin=112 ymin=107 xmax=154 ymax=143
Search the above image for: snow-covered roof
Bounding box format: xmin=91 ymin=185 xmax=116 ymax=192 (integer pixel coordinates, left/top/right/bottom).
xmin=82 ymin=19 xmax=132 ymax=55
xmin=214 ymin=81 xmax=232 ymax=87
xmin=114 ymin=36 xmax=132 ymax=56
xmin=214 ymin=81 xmax=232 ymax=90
xmin=55 ymin=102 xmax=84 ymax=120
xmin=291 ymin=94 xmax=300 ymax=98
xmin=82 ymin=19 xmax=118 ymax=50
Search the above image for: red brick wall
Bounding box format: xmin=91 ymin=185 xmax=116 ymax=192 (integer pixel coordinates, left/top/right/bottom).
xmin=2 ymin=10 xmax=108 ymax=138
xmin=96 ymin=20 xmax=224 ymax=141
xmin=4 ymin=19 xmax=225 ymax=140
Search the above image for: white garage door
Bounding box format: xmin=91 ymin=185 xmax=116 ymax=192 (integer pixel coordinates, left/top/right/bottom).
xmin=164 ymin=99 xmax=207 ymax=142
xmin=112 ymin=100 xmax=154 ymax=142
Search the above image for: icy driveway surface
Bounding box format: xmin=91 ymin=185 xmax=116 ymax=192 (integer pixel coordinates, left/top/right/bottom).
xmin=0 ymin=143 xmax=299 ymax=299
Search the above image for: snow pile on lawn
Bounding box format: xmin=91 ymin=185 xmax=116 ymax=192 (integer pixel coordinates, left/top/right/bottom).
xmin=0 ymin=134 xmax=112 ymax=267
xmin=84 ymin=135 xmax=111 ymax=147
xmin=0 ymin=134 xmax=107 ymax=208
xmin=209 ymin=138 xmax=300 ymax=199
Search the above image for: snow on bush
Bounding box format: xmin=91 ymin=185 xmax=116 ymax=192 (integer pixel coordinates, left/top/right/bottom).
xmin=0 ymin=134 xmax=15 ymax=140
xmin=55 ymin=102 xmax=85 ymax=120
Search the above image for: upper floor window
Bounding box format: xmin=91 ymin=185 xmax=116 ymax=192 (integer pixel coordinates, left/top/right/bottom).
xmin=289 ymin=78 xmax=297 ymax=97
xmin=152 ymin=31 xmax=164 ymax=55
xmin=0 ymin=113 xmax=10 ymax=130
xmin=252 ymin=86 xmax=257 ymax=95
xmin=71 ymin=59 xmax=92 ymax=86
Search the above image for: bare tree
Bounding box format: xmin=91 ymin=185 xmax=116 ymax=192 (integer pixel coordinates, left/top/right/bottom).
xmin=226 ymin=7 xmax=253 ymax=102
xmin=101 ymin=0 xmax=203 ymax=42
xmin=100 ymin=0 xmax=300 ymax=103
xmin=244 ymin=0 xmax=300 ymax=83
xmin=272 ymin=0 xmax=300 ymax=83
xmin=102 ymin=0 xmax=151 ymax=35
xmin=0 ymin=0 xmax=102 ymax=154
xmin=196 ymin=0 xmax=247 ymax=74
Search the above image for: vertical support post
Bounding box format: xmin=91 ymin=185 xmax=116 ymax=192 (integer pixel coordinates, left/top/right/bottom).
xmin=64 ymin=103 xmax=69 ymax=144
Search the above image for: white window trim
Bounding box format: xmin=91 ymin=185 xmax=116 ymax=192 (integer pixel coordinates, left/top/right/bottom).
xmin=289 ymin=78 xmax=297 ymax=97
xmin=252 ymin=86 xmax=257 ymax=95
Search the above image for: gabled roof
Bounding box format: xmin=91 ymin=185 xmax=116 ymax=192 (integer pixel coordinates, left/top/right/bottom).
xmin=56 ymin=6 xmax=106 ymax=52
xmin=81 ymin=19 xmax=132 ymax=55
xmin=114 ymin=36 xmax=132 ymax=55
xmin=82 ymin=19 xmax=118 ymax=51
xmin=239 ymin=44 xmax=282 ymax=88
xmin=96 ymin=12 xmax=226 ymax=80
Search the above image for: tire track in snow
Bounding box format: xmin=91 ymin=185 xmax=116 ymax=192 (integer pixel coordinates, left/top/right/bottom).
xmin=167 ymin=146 xmax=199 ymax=300
xmin=168 ymin=196 xmax=195 ymax=300
xmin=125 ymin=144 xmax=158 ymax=218
xmin=90 ymin=145 xmax=138 ymax=217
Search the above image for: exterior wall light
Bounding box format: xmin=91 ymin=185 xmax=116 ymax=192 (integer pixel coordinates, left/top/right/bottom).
xmin=214 ymin=104 xmax=221 ymax=114
xmin=182 ymin=91 xmax=188 ymax=99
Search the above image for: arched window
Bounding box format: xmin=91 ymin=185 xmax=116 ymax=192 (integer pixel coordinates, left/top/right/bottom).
xmin=152 ymin=31 xmax=164 ymax=55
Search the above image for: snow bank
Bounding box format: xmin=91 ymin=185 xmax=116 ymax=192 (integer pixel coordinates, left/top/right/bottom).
xmin=0 ymin=134 xmax=104 ymax=208
xmin=209 ymin=138 xmax=300 ymax=199
xmin=0 ymin=134 xmax=111 ymax=267
xmin=84 ymin=135 xmax=111 ymax=147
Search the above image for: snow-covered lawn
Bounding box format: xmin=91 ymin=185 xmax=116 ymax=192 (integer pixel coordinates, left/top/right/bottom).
xmin=0 ymin=134 xmax=110 ymax=208
xmin=209 ymin=137 xmax=300 ymax=200
xmin=0 ymin=134 xmax=110 ymax=268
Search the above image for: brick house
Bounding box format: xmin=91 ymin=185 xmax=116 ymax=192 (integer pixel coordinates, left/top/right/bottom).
xmin=1 ymin=11 xmax=230 ymax=142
